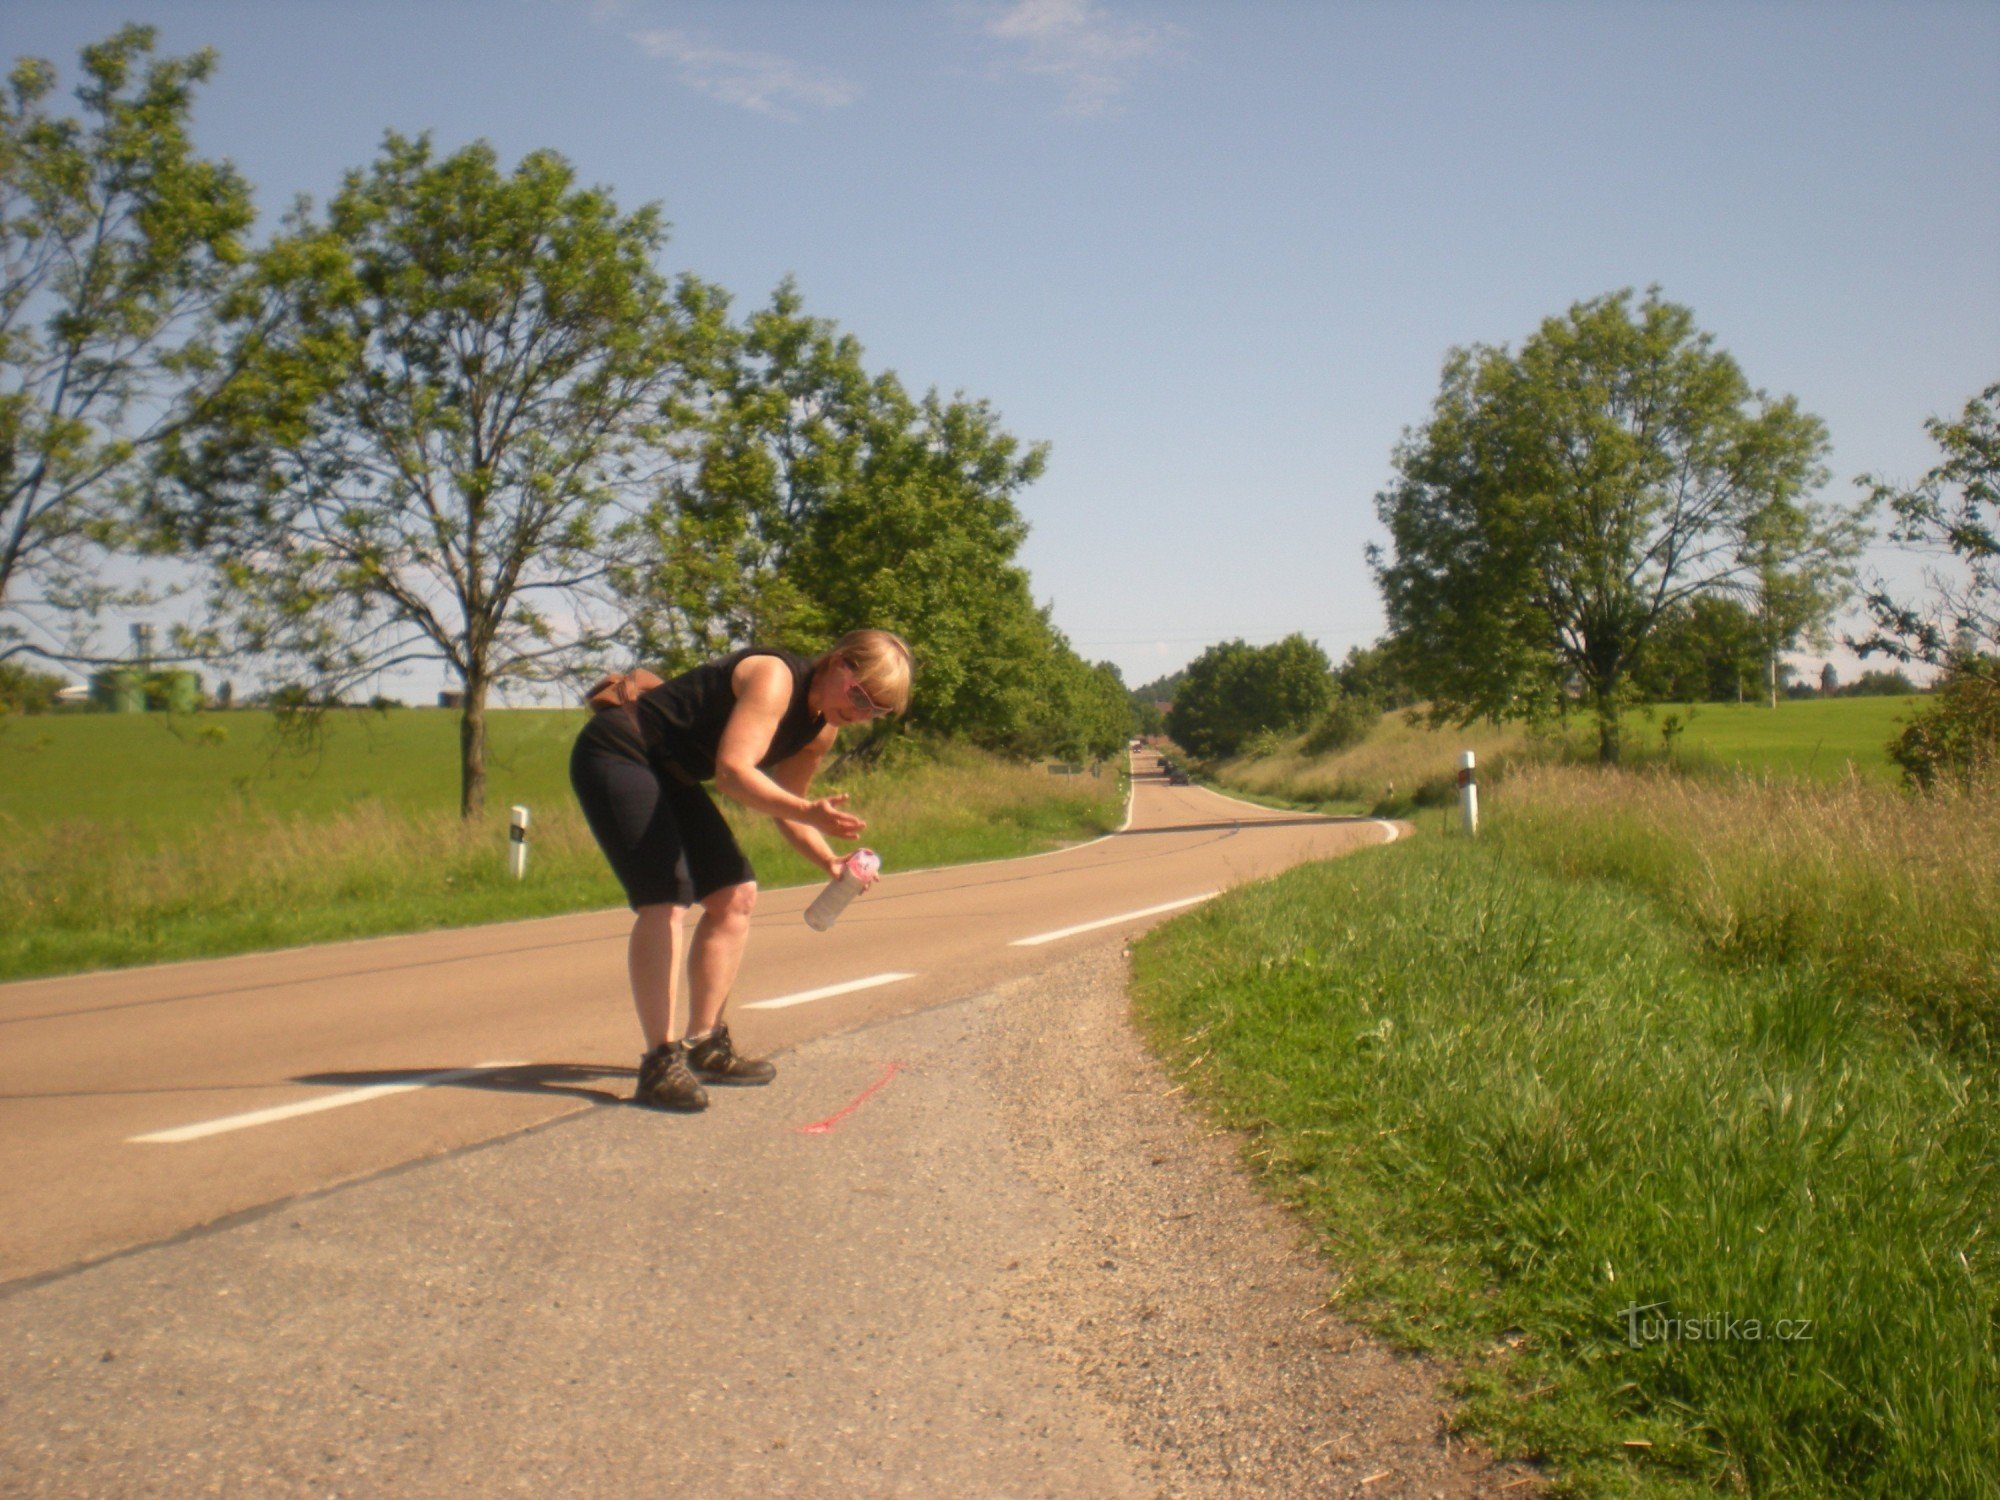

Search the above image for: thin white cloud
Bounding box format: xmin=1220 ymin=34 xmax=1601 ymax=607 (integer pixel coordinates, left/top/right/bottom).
xmin=628 ymin=28 xmax=859 ymax=120
xmin=975 ymin=0 xmax=1185 ymax=116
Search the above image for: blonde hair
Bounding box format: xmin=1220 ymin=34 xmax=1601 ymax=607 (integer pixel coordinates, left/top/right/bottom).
xmin=820 ymin=629 xmax=913 ymax=715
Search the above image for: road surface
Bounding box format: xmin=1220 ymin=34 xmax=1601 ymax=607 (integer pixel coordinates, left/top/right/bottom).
xmin=0 ymin=753 xmax=1539 ymax=1495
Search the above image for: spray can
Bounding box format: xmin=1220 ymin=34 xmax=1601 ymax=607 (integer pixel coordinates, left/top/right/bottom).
xmin=804 ymin=849 xmax=880 ymax=931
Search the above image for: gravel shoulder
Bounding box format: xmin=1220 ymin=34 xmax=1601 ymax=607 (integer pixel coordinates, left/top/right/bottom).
xmin=977 ymin=944 xmax=1540 ymax=1498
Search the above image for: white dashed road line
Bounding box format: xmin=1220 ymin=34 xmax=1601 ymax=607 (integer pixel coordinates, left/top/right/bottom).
xmin=121 ymin=789 xmax=1388 ymax=1144
xmin=129 ymin=1061 xmax=528 ymax=1144
xmin=1009 ymin=893 xmax=1221 ymax=948
xmin=742 ymin=972 xmax=919 ymax=1012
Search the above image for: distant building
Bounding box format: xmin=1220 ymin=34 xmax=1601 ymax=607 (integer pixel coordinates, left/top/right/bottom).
xmin=438 ymin=690 xmax=464 ymax=709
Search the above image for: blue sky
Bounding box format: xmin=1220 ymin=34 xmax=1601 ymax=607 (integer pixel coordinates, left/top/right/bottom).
xmin=12 ymin=0 xmax=1998 ymax=690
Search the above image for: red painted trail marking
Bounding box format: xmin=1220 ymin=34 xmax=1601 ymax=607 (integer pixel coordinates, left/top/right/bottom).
xmin=796 ymin=1062 xmax=903 ymax=1135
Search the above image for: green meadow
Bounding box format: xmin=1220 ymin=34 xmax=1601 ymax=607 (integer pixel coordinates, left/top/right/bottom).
xmin=0 ymin=708 xmax=1126 ymax=981
xmin=0 ymin=705 xmax=582 ymax=835
xmin=1625 ymin=695 xmax=1925 ymax=783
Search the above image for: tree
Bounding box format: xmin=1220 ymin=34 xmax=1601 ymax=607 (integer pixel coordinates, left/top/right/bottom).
xmin=1845 ymin=667 xmax=1917 ymax=697
xmin=0 ymin=659 xmax=66 ymax=712
xmin=998 ymin=647 xmax=1131 ymax=763
xmin=1332 ymin=640 xmax=1417 ymax=710
xmin=1165 ymin=634 xmax=1331 ymax=761
xmin=1371 ymin=289 xmax=1865 ymax=761
xmin=1856 ymin=380 xmax=2000 ymax=785
xmin=1129 ymin=666 xmax=1186 ymax=733
xmin=1 ymin=27 xmax=252 ymax=664
xmin=1744 ymin=494 xmax=1857 ymax=708
xmin=1856 ymin=381 xmax=1999 ymax=668
xmin=627 ymin=282 xmax=1058 ymax=752
xmin=157 ymin=134 xmax=691 ymax=817
xmin=1629 ymin=595 xmax=1765 ymax=703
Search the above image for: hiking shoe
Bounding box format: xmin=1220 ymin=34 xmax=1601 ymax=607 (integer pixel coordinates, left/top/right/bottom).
xmin=634 ymin=1042 xmax=708 ymax=1112
xmin=685 ymin=1024 xmax=776 ymax=1085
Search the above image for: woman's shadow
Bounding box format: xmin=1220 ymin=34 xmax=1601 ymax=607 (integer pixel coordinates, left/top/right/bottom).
xmin=293 ymin=1062 xmax=632 ymax=1106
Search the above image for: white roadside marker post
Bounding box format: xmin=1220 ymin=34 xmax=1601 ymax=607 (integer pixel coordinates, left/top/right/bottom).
xmin=509 ymin=804 xmax=530 ymax=878
xmin=1457 ymin=751 xmax=1478 ymax=836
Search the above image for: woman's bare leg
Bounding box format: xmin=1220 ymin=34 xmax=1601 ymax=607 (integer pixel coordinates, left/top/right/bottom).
xmin=686 ymin=882 xmax=757 ymax=1037
xmin=628 ymin=902 xmax=687 ymax=1049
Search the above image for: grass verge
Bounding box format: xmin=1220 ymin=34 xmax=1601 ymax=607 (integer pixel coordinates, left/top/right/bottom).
xmin=1129 ymin=839 xmax=1998 ymax=1496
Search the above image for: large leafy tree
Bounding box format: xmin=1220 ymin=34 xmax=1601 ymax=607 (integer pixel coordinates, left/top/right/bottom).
xmin=1166 ymin=634 xmax=1332 ymax=761
xmin=158 ymin=133 xmax=693 ymax=817
xmin=1 ymin=27 xmax=252 ymax=664
xmin=628 ymin=283 xmax=1059 ymax=751
xmin=1371 ymin=289 xmax=1864 ymax=761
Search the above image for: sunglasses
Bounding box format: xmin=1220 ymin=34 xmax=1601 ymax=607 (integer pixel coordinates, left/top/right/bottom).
xmin=845 ymin=673 xmax=889 ymax=718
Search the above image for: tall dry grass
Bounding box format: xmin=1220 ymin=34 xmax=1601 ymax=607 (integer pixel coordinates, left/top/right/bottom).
xmin=1216 ymin=711 xmax=1543 ymax=813
xmin=1488 ymin=764 xmax=2000 ymax=1054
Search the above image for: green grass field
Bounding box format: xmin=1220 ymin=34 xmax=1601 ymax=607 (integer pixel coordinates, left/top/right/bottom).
xmin=0 ymin=708 xmax=1127 ymax=980
xmin=1626 ymin=695 xmax=1926 ymax=783
xmin=0 ymin=705 xmax=584 ymax=836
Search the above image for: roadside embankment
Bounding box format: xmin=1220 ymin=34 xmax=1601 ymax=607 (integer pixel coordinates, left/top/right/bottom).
xmin=1133 ymin=756 xmax=1998 ymax=1495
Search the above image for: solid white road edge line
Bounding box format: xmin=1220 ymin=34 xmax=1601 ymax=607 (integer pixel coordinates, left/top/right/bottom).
xmin=742 ymin=972 xmax=918 ymax=1012
xmin=1010 ymin=892 xmax=1221 ymax=948
xmin=128 ymin=1060 xmax=529 ymax=1144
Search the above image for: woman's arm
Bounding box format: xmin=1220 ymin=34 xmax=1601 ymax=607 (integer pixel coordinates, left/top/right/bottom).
xmin=763 ymin=724 xmax=848 ymax=878
xmin=712 ymin=656 xmax=865 ymax=840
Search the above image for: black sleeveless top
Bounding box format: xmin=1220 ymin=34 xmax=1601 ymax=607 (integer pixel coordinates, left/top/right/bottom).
xmin=632 ymin=647 xmax=826 ymax=784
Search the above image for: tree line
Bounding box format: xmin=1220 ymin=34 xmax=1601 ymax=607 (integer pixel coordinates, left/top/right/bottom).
xmin=1 ymin=28 xmax=1134 ymax=816
xmin=1160 ymin=293 xmax=1994 ymax=782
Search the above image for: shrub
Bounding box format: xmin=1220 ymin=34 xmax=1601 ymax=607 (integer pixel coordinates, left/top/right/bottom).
xmin=1889 ymin=657 xmax=2000 ymax=789
xmin=0 ymin=663 xmax=67 ymax=714
xmin=1303 ymin=692 xmax=1378 ymax=755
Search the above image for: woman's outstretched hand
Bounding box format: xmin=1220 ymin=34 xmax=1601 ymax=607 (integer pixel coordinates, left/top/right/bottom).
xmin=805 ymin=794 xmax=865 ymax=841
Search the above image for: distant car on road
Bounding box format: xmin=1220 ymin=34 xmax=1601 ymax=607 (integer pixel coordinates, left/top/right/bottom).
xmin=1167 ymin=769 xmax=1190 ymax=786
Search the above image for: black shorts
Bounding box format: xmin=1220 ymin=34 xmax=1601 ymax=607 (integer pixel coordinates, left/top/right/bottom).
xmin=570 ymin=717 xmax=756 ymax=909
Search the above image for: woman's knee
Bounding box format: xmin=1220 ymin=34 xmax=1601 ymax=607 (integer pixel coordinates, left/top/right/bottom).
xmin=633 ymin=902 xmax=686 ymax=936
xmin=700 ymin=882 xmax=757 ymax=929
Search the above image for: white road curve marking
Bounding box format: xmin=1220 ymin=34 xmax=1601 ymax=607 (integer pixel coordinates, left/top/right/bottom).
xmin=129 ymin=1061 xmax=528 ymax=1144
xmin=742 ymin=972 xmax=918 ymax=1011
xmin=1372 ymin=820 xmax=1401 ymax=843
xmin=1010 ymin=892 xmax=1220 ymax=948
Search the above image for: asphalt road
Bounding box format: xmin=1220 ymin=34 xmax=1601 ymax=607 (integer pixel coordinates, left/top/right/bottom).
xmin=0 ymin=750 xmax=1395 ymax=1289
xmin=0 ymin=753 xmax=1546 ymax=1497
